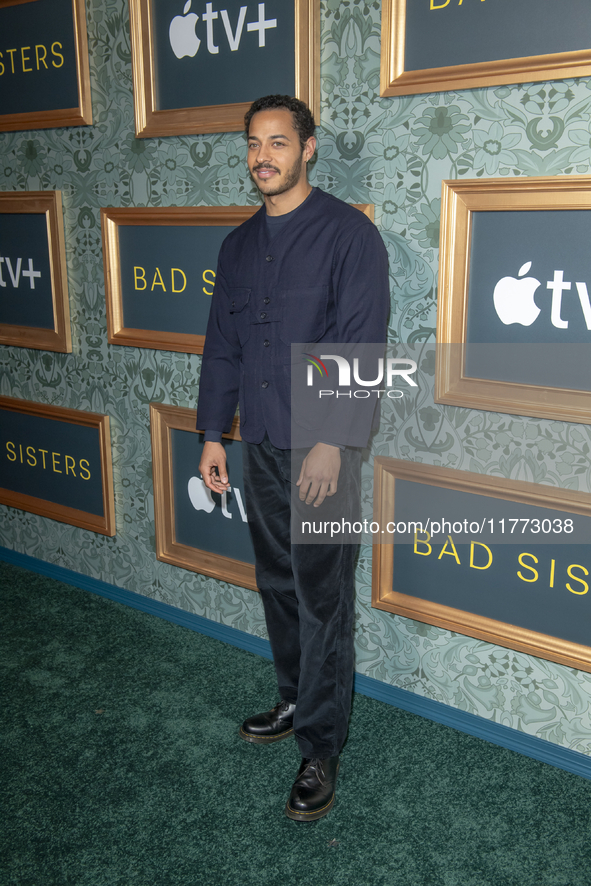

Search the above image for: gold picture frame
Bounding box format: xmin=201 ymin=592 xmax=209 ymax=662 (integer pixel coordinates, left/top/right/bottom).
xmin=102 ymin=204 xmax=374 ymax=354
xmin=150 ymin=402 xmax=257 ymax=591
xmin=0 ymin=191 xmax=71 ymax=352
xmin=372 ymin=456 xmax=591 ymax=673
xmin=380 ymin=0 xmax=591 ymax=97
xmin=129 ymin=0 xmax=319 ymax=137
xmin=0 ymin=0 xmax=92 ymax=131
xmin=435 ymin=176 xmax=591 ymax=424
xmin=102 ymin=206 xmax=257 ymax=354
xmin=0 ymin=396 xmax=115 ymax=535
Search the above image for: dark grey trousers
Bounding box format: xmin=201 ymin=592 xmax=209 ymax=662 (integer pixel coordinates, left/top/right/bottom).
xmin=242 ymin=436 xmax=360 ymax=758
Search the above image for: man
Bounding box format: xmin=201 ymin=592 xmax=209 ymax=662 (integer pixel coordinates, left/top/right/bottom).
xmin=196 ymin=95 xmax=389 ymax=820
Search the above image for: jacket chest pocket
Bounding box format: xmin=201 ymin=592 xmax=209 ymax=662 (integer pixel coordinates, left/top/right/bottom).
xmin=278 ymin=286 xmax=329 ymax=346
xmin=229 ymin=288 xmax=252 ymax=346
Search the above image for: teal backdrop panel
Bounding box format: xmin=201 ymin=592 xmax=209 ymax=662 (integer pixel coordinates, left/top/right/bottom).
xmin=404 ymin=0 xmax=591 ymax=73
xmin=152 ymin=0 xmax=295 ymax=110
xmin=0 ymin=0 xmax=78 ymax=115
xmin=117 ymin=224 xmax=232 ymax=335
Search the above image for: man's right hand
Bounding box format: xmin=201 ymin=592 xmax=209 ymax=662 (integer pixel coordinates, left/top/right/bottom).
xmin=199 ymin=441 xmax=230 ymax=494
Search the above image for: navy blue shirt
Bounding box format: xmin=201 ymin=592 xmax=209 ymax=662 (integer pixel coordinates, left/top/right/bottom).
xmin=197 ymin=188 xmax=390 ymax=449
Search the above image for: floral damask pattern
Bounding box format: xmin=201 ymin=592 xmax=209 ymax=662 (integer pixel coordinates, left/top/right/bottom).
xmin=1 ymin=0 xmax=591 ymax=753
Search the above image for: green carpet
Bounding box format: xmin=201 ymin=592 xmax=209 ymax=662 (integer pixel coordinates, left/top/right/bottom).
xmin=2 ymin=560 xmax=591 ymax=886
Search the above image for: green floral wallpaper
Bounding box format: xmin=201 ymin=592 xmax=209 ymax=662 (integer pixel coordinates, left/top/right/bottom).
xmin=1 ymin=0 xmax=591 ymax=755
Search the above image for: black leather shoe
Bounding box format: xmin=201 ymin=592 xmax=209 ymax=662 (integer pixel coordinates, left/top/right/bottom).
xmin=239 ymin=700 xmax=296 ymax=744
xmin=285 ymin=756 xmax=340 ymax=821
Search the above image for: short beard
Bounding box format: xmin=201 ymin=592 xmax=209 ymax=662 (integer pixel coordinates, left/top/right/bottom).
xmin=252 ymin=152 xmax=304 ymax=197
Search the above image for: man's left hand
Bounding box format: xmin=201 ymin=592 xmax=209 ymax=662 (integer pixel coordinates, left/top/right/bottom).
xmin=296 ymin=442 xmax=341 ymax=507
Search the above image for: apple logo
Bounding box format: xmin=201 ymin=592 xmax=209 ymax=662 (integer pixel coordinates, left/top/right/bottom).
xmin=169 ymin=0 xmax=201 ymax=59
xmin=493 ymin=261 xmax=541 ymax=326
xmin=188 ymin=476 xmax=215 ymax=513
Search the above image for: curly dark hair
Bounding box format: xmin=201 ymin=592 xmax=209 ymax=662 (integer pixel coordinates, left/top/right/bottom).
xmin=244 ymin=95 xmax=316 ymax=150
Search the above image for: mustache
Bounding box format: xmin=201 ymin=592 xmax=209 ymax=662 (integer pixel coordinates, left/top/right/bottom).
xmin=253 ymin=163 xmax=280 ymax=173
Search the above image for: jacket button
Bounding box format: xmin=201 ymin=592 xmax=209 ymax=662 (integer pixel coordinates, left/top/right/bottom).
xmin=263 ymin=340 xmax=270 ymax=347
xmin=266 ymin=255 xmax=273 ymax=262
xmin=261 ymin=380 xmax=269 ymax=388
xmin=260 ymin=312 xmax=267 ymax=319
xmin=264 ymin=297 xmax=270 ymax=304
xmin=231 ymin=301 xmax=235 ymax=308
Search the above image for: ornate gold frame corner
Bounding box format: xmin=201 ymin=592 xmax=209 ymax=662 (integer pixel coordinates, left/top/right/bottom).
xmin=354 ymin=203 xmax=375 ymax=221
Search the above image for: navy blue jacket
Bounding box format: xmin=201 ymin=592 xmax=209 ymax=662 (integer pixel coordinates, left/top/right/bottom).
xmin=196 ymin=188 xmax=390 ymax=449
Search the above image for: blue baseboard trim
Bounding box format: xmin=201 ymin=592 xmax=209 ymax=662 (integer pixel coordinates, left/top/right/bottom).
xmin=0 ymin=546 xmax=273 ymax=662
xmin=352 ymin=673 xmax=591 ymax=781
xmin=2 ymin=545 xmax=590 ymax=782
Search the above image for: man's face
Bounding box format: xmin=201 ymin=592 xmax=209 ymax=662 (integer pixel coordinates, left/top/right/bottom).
xmin=247 ymin=109 xmax=314 ymax=197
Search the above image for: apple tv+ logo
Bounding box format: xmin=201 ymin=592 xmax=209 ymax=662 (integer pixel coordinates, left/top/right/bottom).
xmin=493 ymin=261 xmax=591 ymax=330
xmin=187 ymin=475 xmax=247 ymax=522
xmin=154 ymin=0 xmax=293 ymax=110
xmin=169 ymin=1 xmax=276 ymax=59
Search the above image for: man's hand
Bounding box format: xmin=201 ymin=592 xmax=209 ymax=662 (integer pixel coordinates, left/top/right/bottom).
xmin=296 ymin=442 xmax=341 ymax=507
xmin=199 ymin=441 xmax=231 ymax=494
